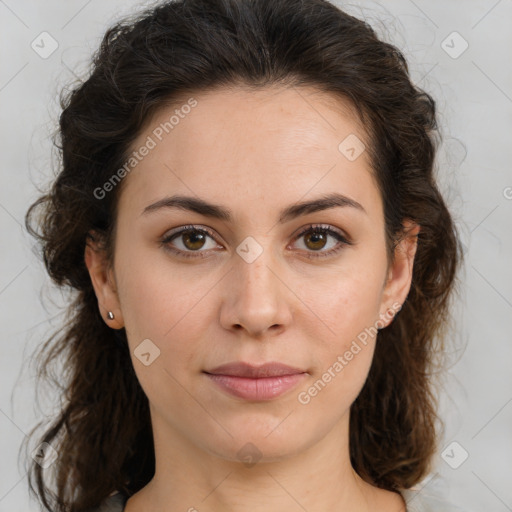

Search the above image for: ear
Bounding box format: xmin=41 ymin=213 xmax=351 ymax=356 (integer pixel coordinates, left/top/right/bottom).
xmin=378 ymin=219 xmax=420 ymax=328
xmin=84 ymin=231 xmax=124 ymax=329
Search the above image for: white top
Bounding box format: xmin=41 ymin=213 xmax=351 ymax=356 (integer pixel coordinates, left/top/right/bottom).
xmin=401 ymin=487 xmax=465 ymax=511
xmin=94 ymin=487 xmax=466 ymax=511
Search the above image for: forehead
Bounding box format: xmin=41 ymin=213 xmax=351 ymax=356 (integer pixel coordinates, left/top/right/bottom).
xmin=116 ymin=85 xmax=380 ymax=223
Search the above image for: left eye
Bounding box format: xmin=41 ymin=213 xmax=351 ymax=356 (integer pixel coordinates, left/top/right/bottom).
xmin=290 ymin=224 xmax=351 ymax=258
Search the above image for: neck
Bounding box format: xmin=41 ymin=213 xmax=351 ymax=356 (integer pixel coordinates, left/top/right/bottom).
xmin=125 ymin=410 xmax=404 ymax=512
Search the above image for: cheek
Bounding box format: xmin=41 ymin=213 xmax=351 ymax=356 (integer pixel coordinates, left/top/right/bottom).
xmin=116 ymin=243 xmax=200 ymax=338
xmin=303 ymin=262 xmax=385 ymax=345
xmin=116 ymin=254 xmax=208 ymax=420
xmin=298 ymin=341 xmax=376 ymax=434
xmin=114 ymin=248 xmax=215 ymax=390
xmin=299 ymin=285 xmax=379 ymax=414
xmin=297 ymin=263 xmax=385 ymax=407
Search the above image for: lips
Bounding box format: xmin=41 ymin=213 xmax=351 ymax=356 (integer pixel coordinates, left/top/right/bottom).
xmin=203 ymin=362 xmax=308 ymax=401
xmin=205 ymin=361 xmax=306 ymax=378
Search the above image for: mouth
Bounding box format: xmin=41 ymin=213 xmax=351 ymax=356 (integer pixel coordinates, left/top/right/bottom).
xmin=203 ymin=362 xmax=308 ymax=401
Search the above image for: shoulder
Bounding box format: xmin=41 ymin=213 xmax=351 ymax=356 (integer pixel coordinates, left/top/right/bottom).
xmin=401 ymin=487 xmax=466 ymax=512
xmin=85 ymin=491 xmax=128 ymax=512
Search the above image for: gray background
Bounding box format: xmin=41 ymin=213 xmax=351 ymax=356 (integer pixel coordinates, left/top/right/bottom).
xmin=1 ymin=0 xmax=511 ymax=510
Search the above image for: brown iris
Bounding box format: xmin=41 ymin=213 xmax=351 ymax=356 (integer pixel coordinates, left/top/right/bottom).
xmin=182 ymin=229 xmax=207 ymax=250
xmin=304 ymin=230 xmax=328 ymax=251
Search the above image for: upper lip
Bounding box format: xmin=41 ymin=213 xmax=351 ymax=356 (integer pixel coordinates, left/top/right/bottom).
xmin=204 ymin=362 xmax=307 ymax=378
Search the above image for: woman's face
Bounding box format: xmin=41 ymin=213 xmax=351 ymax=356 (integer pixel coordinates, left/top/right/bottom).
xmin=87 ymin=85 xmax=416 ymax=464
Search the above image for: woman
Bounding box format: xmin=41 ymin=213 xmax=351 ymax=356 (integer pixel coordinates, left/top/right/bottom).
xmin=24 ymin=0 xmax=464 ymax=510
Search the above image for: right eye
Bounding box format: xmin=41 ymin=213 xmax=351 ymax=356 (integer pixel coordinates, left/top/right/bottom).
xmin=160 ymin=225 xmax=223 ymax=259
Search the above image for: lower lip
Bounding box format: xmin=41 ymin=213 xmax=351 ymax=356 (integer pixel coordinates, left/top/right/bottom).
xmin=205 ymin=373 xmax=307 ymax=401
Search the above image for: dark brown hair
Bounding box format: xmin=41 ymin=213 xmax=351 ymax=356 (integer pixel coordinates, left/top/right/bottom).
xmin=23 ymin=0 xmax=462 ymax=510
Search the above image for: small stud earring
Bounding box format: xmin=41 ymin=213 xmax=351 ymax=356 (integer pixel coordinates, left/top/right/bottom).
xmin=107 ymin=311 xmax=115 ymax=320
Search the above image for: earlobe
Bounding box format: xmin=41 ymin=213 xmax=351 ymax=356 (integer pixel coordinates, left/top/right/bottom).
xmin=84 ymin=232 xmax=124 ymax=329
xmin=379 ymin=220 xmax=420 ymax=328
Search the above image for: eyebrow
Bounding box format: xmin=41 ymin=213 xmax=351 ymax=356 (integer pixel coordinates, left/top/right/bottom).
xmin=141 ymin=192 xmax=366 ymax=223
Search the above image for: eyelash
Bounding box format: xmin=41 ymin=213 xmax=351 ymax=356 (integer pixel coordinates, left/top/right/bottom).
xmin=160 ymin=223 xmax=353 ymax=260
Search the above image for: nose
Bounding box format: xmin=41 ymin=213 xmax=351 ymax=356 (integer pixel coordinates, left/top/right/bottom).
xmin=219 ymin=248 xmax=293 ymax=338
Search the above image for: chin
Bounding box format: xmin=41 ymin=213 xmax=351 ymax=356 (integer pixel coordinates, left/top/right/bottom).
xmin=197 ymin=415 xmax=320 ymax=465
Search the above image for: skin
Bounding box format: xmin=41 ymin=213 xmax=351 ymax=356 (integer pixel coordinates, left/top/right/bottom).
xmin=85 ymin=85 xmax=419 ymax=512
